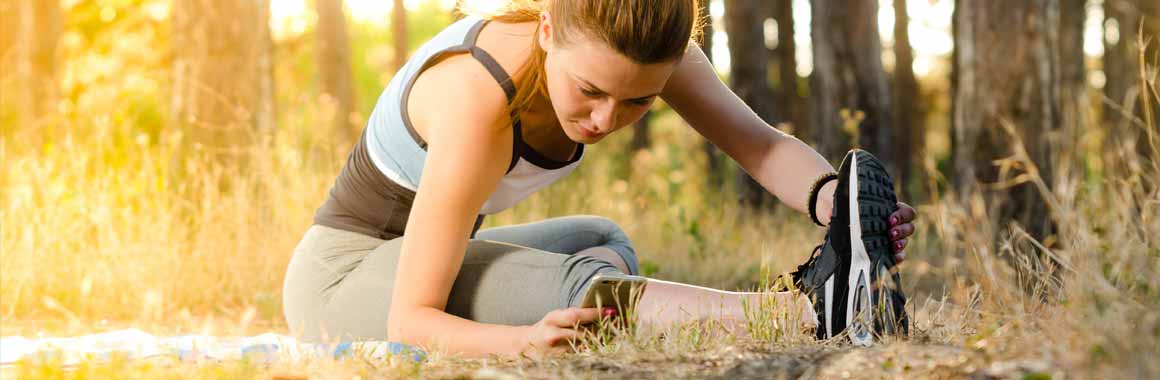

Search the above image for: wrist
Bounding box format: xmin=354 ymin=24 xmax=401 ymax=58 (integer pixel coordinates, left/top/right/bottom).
xmin=807 ymin=172 xmax=838 ymax=226
xmin=508 ymin=325 xmax=533 ymax=357
xmin=815 ymin=181 xmax=836 ymax=226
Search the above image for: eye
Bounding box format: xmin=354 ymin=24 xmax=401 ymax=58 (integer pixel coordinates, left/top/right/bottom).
xmin=628 ymin=97 xmax=653 ymax=107
xmin=579 ymin=86 xmax=602 ymax=98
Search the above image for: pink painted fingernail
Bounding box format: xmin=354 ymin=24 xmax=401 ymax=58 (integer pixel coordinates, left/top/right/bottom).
xmin=602 ymin=307 xmax=617 ymax=317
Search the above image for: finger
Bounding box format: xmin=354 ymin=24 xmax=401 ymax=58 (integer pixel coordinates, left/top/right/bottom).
xmin=890 ymin=203 xmax=917 ymax=226
xmin=576 ymin=309 xmax=605 ymax=327
xmin=546 ymin=327 xmax=583 ymax=347
xmin=895 ymin=251 xmax=907 ymax=262
xmin=893 ymin=238 xmax=908 ymax=253
xmin=889 ymin=223 xmax=915 ymax=241
xmin=572 ymin=307 xmax=604 ymax=325
xmin=543 ymin=309 xmax=577 ymax=327
xmin=546 ymin=307 xmax=602 ymax=327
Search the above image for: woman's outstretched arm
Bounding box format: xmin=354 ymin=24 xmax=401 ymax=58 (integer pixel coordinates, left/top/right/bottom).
xmin=662 ymin=44 xmax=917 ymax=257
xmin=661 ymin=45 xmax=840 ymax=224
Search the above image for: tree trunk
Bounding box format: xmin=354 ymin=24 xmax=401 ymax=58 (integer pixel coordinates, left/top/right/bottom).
xmin=810 ymin=0 xmax=895 ymax=170
xmin=726 ymin=0 xmax=778 ymax=206
xmin=769 ymin=0 xmax=804 ymax=139
xmin=951 ymin=0 xmax=1074 ymax=241
xmin=1103 ymin=0 xmax=1140 ymax=131
xmin=9 ymin=0 xmax=62 ymax=128
xmin=699 ymin=0 xmax=725 ymax=186
xmin=1058 ymin=0 xmax=1087 ymax=178
xmin=316 ymin=0 xmax=358 ymax=139
xmin=172 ymin=0 xmax=275 ymax=154
xmin=892 ymin=0 xmax=922 ymax=199
xmin=1 ymin=0 xmax=20 ymax=111
xmin=630 ymin=110 xmax=652 ymax=151
xmin=392 ymin=0 xmax=408 ymax=70
xmin=1140 ymin=1 xmax=1160 ymax=165
xmin=1103 ymin=0 xmax=1160 ymax=168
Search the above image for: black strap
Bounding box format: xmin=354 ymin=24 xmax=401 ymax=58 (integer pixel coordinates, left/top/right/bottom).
xmin=462 ymin=21 xmax=521 ymax=172
xmin=461 ymin=21 xmax=583 ymax=171
xmin=469 ymin=47 xmax=517 ymax=101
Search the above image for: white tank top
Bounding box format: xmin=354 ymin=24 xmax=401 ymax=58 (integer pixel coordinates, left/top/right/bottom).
xmin=363 ymin=16 xmax=585 ymax=215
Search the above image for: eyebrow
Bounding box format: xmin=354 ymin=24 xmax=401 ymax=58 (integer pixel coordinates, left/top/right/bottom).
xmin=576 ymin=76 xmax=660 ymax=102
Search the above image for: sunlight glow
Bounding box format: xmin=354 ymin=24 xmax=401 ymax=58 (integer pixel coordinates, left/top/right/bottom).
xmin=1085 ymin=0 xmax=1105 ymax=56
xmin=144 ymin=1 xmax=168 ymax=22
xmin=271 ymin=0 xmax=460 ymax=29
xmin=879 ymin=3 xmax=895 ymax=45
xmin=905 ymin=0 xmax=954 ymax=56
xmin=709 ymin=0 xmax=724 ymax=18
xmin=268 ymin=0 xmax=1112 ymax=80
xmin=793 ymin=0 xmax=811 ymax=77
xmin=269 ymin=0 xmax=311 ymax=40
xmin=459 ymin=0 xmax=508 ymax=14
xmin=712 ymin=30 xmax=730 ymax=74
xmin=709 ymin=0 xmax=730 ymax=75
xmin=876 ymin=0 xmax=953 ymax=76
xmin=345 ymin=0 xmax=392 ymax=23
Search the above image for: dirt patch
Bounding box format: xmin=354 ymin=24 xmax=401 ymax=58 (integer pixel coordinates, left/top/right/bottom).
xmin=420 ymin=343 xmax=1060 ymax=380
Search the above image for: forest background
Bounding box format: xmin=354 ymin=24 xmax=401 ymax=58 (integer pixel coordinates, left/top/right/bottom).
xmin=2 ymin=0 xmax=1158 ymax=378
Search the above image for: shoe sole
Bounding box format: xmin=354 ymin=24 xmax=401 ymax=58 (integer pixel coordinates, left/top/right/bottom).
xmin=845 ymin=151 xmax=901 ymax=346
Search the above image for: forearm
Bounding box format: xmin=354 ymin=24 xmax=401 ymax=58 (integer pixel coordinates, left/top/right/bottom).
xmin=746 ymin=132 xmax=838 ymax=225
xmin=389 ymin=306 xmax=528 ymax=358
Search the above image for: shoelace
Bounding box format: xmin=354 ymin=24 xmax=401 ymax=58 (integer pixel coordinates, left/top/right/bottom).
xmin=791 ymin=243 xmax=825 ymax=285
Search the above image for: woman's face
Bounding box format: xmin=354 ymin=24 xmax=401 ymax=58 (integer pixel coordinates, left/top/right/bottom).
xmin=538 ymin=14 xmax=679 ymax=144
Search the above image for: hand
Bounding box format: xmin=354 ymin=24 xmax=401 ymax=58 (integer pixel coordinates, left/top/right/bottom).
xmin=887 ymin=202 xmax=916 ymax=263
xmin=516 ymin=307 xmax=615 ymax=358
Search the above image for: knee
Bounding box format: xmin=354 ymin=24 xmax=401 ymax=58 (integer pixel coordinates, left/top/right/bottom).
xmin=572 ymin=215 xmax=632 ymax=246
xmin=573 ymin=215 xmax=639 ymax=275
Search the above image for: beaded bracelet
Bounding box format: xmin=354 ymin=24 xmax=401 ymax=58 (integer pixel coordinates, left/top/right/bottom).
xmin=807 ymin=172 xmax=839 ymax=227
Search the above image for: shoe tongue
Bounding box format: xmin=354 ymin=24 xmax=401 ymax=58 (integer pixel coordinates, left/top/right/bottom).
xmin=802 ymin=241 xmax=841 ymax=287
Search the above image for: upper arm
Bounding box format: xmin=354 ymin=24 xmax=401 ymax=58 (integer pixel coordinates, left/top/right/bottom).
xmin=390 ymin=55 xmax=513 ymax=314
xmin=660 ymin=44 xmax=790 ymax=170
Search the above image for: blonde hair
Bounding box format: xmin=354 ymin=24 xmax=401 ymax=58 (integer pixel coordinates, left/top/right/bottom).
xmin=460 ymin=0 xmax=703 ymax=122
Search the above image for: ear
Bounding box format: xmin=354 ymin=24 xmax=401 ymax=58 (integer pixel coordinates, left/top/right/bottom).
xmin=537 ymin=11 xmax=554 ymax=52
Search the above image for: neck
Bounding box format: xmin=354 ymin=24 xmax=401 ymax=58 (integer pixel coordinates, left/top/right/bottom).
xmin=518 ymin=93 xmax=578 ymax=160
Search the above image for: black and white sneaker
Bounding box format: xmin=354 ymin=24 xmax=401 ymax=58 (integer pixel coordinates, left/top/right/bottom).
xmin=792 ymin=150 xmax=908 ymax=345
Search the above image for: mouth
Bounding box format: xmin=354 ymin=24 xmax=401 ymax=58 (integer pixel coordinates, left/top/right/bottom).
xmin=576 ymin=124 xmax=602 ymax=139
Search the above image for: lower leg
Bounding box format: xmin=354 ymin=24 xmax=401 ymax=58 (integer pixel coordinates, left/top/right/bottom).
xmin=633 ymin=279 xmax=816 ymax=334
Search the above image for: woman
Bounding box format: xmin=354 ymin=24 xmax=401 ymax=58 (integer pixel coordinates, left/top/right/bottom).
xmin=283 ymin=0 xmax=917 ymax=358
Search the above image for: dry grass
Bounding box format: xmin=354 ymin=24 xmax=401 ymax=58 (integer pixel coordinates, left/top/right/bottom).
xmin=5 ymin=97 xmax=1158 ymax=378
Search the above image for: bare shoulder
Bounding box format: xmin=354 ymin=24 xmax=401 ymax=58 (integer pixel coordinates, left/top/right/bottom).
xmin=473 ymin=20 xmax=538 ymax=79
xmin=407 ymin=53 xmax=512 ymax=143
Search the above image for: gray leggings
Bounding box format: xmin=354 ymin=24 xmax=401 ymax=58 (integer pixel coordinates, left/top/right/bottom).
xmin=282 ymin=215 xmax=639 ymax=342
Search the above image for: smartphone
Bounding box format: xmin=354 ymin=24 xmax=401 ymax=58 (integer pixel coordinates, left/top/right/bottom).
xmin=580 ymin=273 xmax=648 ymax=313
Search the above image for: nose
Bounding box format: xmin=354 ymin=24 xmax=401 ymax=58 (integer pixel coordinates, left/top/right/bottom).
xmin=589 ymin=100 xmax=617 ymax=133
